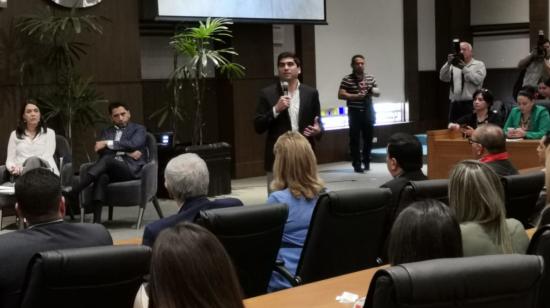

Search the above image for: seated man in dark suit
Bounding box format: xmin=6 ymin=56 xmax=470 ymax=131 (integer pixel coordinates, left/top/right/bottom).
xmin=470 ymin=123 xmax=518 ymax=176
xmin=380 ymin=133 xmax=427 ymax=220
xmin=142 ymin=153 xmax=243 ymax=247
xmin=0 ymin=168 xmax=112 ymax=308
xmin=71 ymin=102 xmax=147 ymax=223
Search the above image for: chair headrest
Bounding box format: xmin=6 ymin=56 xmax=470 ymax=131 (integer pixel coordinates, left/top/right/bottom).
xmin=379 ymin=255 xmax=543 ymax=305
xmin=319 ymin=188 xmax=391 ymax=216
xmin=32 ymin=245 xmax=151 ymax=286
xmin=409 ymin=179 xmax=448 ymax=198
xmin=197 ymin=203 xmax=289 ymax=236
xmin=502 ymin=172 xmax=544 ymax=191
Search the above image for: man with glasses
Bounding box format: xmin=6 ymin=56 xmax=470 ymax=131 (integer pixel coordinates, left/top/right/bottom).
xmin=470 ymin=124 xmax=518 ymax=176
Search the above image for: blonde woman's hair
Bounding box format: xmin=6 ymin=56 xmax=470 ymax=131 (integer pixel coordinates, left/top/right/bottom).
xmin=449 ymin=160 xmax=513 ymax=253
xmin=270 ymin=131 xmax=324 ymax=199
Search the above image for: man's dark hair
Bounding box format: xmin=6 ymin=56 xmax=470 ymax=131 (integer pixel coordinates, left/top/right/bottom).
xmin=108 ymin=102 xmax=130 ymax=114
xmin=475 ymin=124 xmax=506 ymax=154
xmin=350 ymin=54 xmax=365 ymax=65
xmin=277 ymin=51 xmax=301 ymax=68
xmin=387 ymin=133 xmax=423 ymax=172
xmin=15 ymin=168 xmax=61 ymax=219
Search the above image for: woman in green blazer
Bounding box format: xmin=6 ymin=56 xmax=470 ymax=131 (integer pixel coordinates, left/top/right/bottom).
xmin=504 ymin=87 xmax=550 ymax=139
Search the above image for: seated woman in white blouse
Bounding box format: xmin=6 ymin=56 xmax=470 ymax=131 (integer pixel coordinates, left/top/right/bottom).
xmin=5 ymin=100 xmax=58 ymax=178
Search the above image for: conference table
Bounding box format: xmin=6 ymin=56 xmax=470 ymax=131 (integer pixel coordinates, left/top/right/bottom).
xmin=427 ymin=129 xmax=540 ymax=179
xmin=244 ymin=265 xmax=385 ymax=308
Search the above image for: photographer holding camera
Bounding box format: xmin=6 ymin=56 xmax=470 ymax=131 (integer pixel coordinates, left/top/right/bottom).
xmin=439 ymin=40 xmax=486 ymax=122
xmin=517 ymin=32 xmax=550 ymax=88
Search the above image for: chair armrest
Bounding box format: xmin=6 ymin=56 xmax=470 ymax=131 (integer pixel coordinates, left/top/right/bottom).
xmin=0 ymin=165 xmax=8 ymax=183
xmin=274 ymin=260 xmax=302 ymax=287
xmin=60 ymin=163 xmax=73 ymax=188
xmin=78 ymin=162 xmax=95 ymax=208
xmin=79 ymin=162 xmax=94 ymax=177
xmin=140 ymin=161 xmax=158 ymax=204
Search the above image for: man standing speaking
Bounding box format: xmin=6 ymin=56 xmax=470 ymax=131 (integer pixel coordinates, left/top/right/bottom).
xmin=254 ymin=52 xmax=322 ymax=191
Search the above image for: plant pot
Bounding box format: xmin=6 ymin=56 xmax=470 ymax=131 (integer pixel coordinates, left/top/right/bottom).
xmin=185 ymin=142 xmax=232 ymax=197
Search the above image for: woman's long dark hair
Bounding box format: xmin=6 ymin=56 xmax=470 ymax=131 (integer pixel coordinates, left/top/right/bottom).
xmin=15 ymin=99 xmax=47 ymax=139
xmin=149 ymin=222 xmax=244 ymax=308
xmin=387 ymin=199 xmax=463 ymax=265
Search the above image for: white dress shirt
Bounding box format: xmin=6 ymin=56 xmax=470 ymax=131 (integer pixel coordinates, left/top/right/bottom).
xmin=5 ymin=128 xmax=59 ymax=175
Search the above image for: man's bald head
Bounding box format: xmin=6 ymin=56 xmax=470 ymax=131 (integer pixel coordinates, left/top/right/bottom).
xmin=473 ymin=124 xmax=506 ymax=154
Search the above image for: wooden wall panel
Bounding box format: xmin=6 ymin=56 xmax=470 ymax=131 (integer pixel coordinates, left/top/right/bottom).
xmin=0 ymin=0 xmax=143 ymax=164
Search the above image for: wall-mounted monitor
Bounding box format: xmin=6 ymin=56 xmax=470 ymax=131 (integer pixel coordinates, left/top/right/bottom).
xmin=142 ymin=0 xmax=326 ymax=24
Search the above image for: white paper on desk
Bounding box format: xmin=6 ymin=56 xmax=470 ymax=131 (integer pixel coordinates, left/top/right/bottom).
xmin=505 ymin=138 xmax=523 ymax=142
xmin=0 ymin=186 xmax=15 ymax=194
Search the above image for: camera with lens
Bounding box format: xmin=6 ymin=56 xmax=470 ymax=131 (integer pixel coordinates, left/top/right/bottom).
xmin=537 ymin=30 xmax=547 ymax=57
xmin=450 ymin=38 xmax=464 ymax=67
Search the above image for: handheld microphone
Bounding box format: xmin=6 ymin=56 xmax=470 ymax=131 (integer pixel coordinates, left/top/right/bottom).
xmin=281 ymin=81 xmax=289 ymax=96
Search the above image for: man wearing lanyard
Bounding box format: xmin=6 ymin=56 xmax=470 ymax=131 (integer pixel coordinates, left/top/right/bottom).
xmin=70 ymin=102 xmax=147 ymax=223
xmin=339 ymin=54 xmax=379 ymax=173
xmin=439 ymin=41 xmax=486 ymax=123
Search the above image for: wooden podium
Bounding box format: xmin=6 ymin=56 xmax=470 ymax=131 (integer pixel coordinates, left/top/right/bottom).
xmin=427 ymin=129 xmax=540 ymax=179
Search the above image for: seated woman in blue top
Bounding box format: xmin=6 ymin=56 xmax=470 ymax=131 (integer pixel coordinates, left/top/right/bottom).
xmin=448 ymin=88 xmax=503 ymax=138
xmin=267 ymin=131 xmax=325 ymax=292
xmin=504 ymin=86 xmax=550 ymax=139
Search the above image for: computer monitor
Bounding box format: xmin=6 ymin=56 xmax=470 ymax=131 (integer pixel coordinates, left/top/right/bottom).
xmin=153 ymin=132 xmax=174 ymax=148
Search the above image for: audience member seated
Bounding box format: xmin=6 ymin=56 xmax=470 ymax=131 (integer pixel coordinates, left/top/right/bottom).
xmin=534 ymin=131 xmax=550 ymax=225
xmin=134 ymin=222 xmax=244 ymax=308
xmin=5 ymin=100 xmax=58 ymax=180
xmin=470 ymin=124 xmax=518 ymax=176
xmin=538 ymin=131 xmax=550 ymax=169
xmin=142 ymin=153 xmax=242 ymax=247
xmin=0 ymin=168 xmax=112 ymax=308
xmin=69 ymin=102 xmax=148 ymax=223
xmin=504 ymin=86 xmax=550 ymax=139
xmin=380 ymin=133 xmax=427 ymax=221
xmin=387 ymin=199 xmax=462 ymax=265
xmin=538 ymin=77 xmax=550 ymax=99
xmin=267 ymin=131 xmax=325 ymax=292
xmin=448 ymin=88 xmax=502 ymax=137
xmin=449 ymin=160 xmax=529 ymax=256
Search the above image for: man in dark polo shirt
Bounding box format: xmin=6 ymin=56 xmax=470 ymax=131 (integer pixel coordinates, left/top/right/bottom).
xmin=338 ymin=54 xmax=379 ymax=173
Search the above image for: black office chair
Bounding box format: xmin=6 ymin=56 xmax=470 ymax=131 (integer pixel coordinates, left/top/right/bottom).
xmin=79 ymin=132 xmax=163 ymax=228
xmin=54 ymin=134 xmax=77 ymax=219
xmin=501 ymin=171 xmax=545 ymax=228
xmin=19 ymin=245 xmax=151 ymax=308
xmin=396 ymin=179 xmax=448 ymax=216
xmin=195 ymin=203 xmax=288 ymax=297
xmin=276 ymin=188 xmax=392 ymax=286
xmin=528 ymin=224 xmax=550 ymax=308
xmin=365 ymin=254 xmax=544 ymax=308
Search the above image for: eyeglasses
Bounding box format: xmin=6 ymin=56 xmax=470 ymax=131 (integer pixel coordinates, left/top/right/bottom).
xmin=468 ymin=138 xmax=481 ymax=145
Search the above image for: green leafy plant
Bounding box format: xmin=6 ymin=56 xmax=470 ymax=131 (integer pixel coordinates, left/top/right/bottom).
xmin=151 ymin=17 xmax=245 ymax=145
xmin=15 ymin=6 xmax=107 ymax=142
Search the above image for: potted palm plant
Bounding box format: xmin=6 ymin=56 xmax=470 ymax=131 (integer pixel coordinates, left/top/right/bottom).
xmin=151 ymin=17 xmax=245 ymax=196
xmin=151 ymin=17 xmax=245 ymax=145
xmin=16 ymin=6 xmax=107 ymax=144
